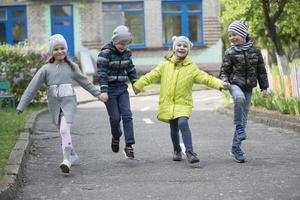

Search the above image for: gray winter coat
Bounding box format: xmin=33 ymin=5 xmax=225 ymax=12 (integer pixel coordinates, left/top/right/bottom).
xmin=17 ymin=62 xmax=101 ymax=126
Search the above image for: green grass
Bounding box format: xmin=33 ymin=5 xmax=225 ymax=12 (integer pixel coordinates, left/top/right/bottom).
xmin=0 ymin=103 xmax=46 ymax=177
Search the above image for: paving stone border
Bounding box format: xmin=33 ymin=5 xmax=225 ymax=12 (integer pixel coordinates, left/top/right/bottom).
xmin=0 ymin=108 xmax=48 ymax=200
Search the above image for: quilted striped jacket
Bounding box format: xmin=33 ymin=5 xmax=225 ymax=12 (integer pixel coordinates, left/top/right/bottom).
xmin=134 ymin=55 xmax=223 ymax=123
xmin=97 ymin=42 xmax=137 ymax=93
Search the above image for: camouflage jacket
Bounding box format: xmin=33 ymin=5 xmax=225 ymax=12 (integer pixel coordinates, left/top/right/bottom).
xmin=219 ymin=46 xmax=269 ymax=90
xmin=97 ymin=42 xmax=137 ymax=93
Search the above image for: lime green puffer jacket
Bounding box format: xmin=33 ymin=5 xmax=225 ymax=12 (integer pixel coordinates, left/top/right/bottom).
xmin=134 ymin=56 xmax=223 ymax=123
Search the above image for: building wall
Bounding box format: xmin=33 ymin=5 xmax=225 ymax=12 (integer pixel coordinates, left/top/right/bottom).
xmin=27 ymin=3 xmax=50 ymax=45
xmin=131 ymin=0 xmax=222 ymax=73
xmin=78 ymin=1 xmax=102 ymax=50
xmin=144 ymin=0 xmax=163 ymax=47
xmin=0 ymin=0 xmax=222 ymax=73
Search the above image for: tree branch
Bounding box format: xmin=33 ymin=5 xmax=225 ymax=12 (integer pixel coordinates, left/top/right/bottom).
xmin=262 ymin=0 xmax=271 ymax=26
xmin=270 ymin=0 xmax=288 ymax=23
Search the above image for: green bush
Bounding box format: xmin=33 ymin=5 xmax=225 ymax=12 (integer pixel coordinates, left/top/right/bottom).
xmin=0 ymin=43 xmax=48 ymax=103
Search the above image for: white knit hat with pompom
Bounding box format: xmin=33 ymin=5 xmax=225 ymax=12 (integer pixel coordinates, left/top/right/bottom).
xmin=48 ymin=34 xmax=68 ymax=55
xmin=172 ymin=36 xmax=193 ymax=51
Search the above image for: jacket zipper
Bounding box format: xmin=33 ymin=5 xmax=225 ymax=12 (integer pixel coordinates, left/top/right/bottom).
xmin=242 ymin=51 xmax=249 ymax=88
xmin=116 ymin=59 xmax=121 ymax=81
xmin=172 ymin=64 xmax=178 ymax=118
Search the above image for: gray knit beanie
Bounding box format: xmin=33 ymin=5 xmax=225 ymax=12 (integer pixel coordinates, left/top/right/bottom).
xmin=172 ymin=36 xmax=193 ymax=51
xmin=111 ymin=25 xmax=132 ymax=45
xmin=228 ymin=20 xmax=248 ymax=39
xmin=48 ymin=34 xmax=68 ymax=55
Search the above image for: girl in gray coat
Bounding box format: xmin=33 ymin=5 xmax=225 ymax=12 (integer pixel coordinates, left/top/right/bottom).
xmin=17 ymin=34 xmax=103 ymax=173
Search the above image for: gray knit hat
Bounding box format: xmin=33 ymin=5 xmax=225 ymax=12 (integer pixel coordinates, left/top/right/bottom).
xmin=228 ymin=20 xmax=248 ymax=39
xmin=48 ymin=34 xmax=68 ymax=55
xmin=172 ymin=36 xmax=193 ymax=51
xmin=111 ymin=25 xmax=132 ymax=45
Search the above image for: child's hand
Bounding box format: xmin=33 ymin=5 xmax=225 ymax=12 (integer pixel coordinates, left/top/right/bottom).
xmin=17 ymin=109 xmax=23 ymax=115
xmin=262 ymin=89 xmax=268 ymax=97
xmin=220 ymin=81 xmax=231 ymax=90
xmin=132 ymin=86 xmax=140 ymax=95
xmin=99 ymin=93 xmax=108 ymax=102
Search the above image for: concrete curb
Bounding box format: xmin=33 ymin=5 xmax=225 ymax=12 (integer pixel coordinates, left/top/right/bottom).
xmin=0 ymin=108 xmax=48 ymax=200
xmin=218 ymin=107 xmax=300 ymax=133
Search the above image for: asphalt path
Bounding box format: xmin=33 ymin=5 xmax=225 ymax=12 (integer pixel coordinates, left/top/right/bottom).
xmin=16 ymin=90 xmax=300 ymax=200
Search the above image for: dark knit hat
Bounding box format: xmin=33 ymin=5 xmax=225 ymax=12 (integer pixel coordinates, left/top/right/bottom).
xmin=228 ymin=20 xmax=248 ymax=39
xmin=111 ymin=25 xmax=132 ymax=45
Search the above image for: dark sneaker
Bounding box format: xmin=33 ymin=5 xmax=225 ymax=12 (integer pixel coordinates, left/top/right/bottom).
xmin=173 ymin=150 xmax=183 ymax=161
xmin=123 ymin=146 xmax=134 ymax=159
xmin=186 ymin=151 xmax=200 ymax=164
xmin=111 ymin=138 xmax=120 ymax=153
xmin=236 ymin=125 xmax=247 ymax=141
xmin=231 ymin=146 xmax=245 ymax=163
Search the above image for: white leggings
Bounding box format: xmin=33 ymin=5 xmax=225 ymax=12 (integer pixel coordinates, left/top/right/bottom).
xmin=59 ymin=115 xmax=73 ymax=152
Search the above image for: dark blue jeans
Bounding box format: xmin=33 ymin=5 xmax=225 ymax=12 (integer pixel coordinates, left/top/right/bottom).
xmin=169 ymin=117 xmax=193 ymax=152
xmin=105 ymin=84 xmax=135 ymax=145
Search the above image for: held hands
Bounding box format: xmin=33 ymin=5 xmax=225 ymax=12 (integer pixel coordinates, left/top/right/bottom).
xmin=99 ymin=93 xmax=108 ymax=103
xmin=220 ymin=81 xmax=231 ymax=90
xmin=132 ymin=85 xmax=140 ymax=95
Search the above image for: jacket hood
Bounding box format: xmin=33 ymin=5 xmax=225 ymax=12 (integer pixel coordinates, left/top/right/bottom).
xmin=101 ymin=42 xmax=116 ymax=51
xmin=165 ymin=55 xmax=193 ymax=66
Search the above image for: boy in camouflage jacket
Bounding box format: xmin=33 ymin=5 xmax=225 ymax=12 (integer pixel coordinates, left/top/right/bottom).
xmin=219 ymin=20 xmax=269 ymax=163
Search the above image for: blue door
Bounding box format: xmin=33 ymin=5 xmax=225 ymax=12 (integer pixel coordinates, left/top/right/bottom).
xmin=51 ymin=5 xmax=74 ymax=57
xmin=0 ymin=6 xmax=27 ymax=45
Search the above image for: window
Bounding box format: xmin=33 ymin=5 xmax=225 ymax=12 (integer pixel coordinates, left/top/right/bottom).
xmin=0 ymin=6 xmax=27 ymax=44
xmin=162 ymin=0 xmax=203 ymax=46
xmin=102 ymin=2 xmax=145 ymax=48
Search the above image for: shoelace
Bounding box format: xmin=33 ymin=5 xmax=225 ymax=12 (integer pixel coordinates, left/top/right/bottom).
xmin=233 ymin=146 xmax=243 ymax=156
xmin=236 ymin=125 xmax=245 ymax=135
xmin=112 ymin=139 xmax=119 ymax=144
xmin=126 ymin=147 xmax=134 ymax=153
xmin=187 ymin=151 xmax=197 ymax=156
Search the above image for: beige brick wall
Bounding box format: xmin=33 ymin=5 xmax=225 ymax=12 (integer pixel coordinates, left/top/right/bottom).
xmin=0 ymin=0 xmax=25 ymax=6
xmin=203 ymin=17 xmax=221 ymax=46
xmin=27 ymin=3 xmax=48 ymax=44
xmin=78 ymin=1 xmax=102 ymax=49
xmin=144 ymin=0 xmax=162 ymax=47
xmin=142 ymin=0 xmax=221 ymax=48
xmin=0 ymin=0 xmax=222 ymax=67
xmin=202 ymin=0 xmax=221 ymax=46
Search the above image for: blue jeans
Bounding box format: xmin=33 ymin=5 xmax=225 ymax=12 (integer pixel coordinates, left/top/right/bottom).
xmin=230 ymin=84 xmax=252 ymax=127
xmin=105 ymin=84 xmax=135 ymax=145
xmin=169 ymin=117 xmax=193 ymax=152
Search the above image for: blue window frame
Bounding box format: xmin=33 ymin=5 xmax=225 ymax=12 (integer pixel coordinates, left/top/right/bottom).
xmin=102 ymin=2 xmax=145 ymax=48
xmin=0 ymin=6 xmax=27 ymax=45
xmin=162 ymin=0 xmax=203 ymax=47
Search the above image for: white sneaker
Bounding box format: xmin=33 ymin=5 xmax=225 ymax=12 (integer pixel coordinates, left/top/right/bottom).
xmin=70 ymin=153 xmax=79 ymax=165
xmin=60 ymin=159 xmax=71 ymax=173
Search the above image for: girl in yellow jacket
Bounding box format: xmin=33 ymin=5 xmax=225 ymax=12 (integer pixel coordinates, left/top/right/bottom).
xmin=133 ymin=36 xmax=230 ymax=165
